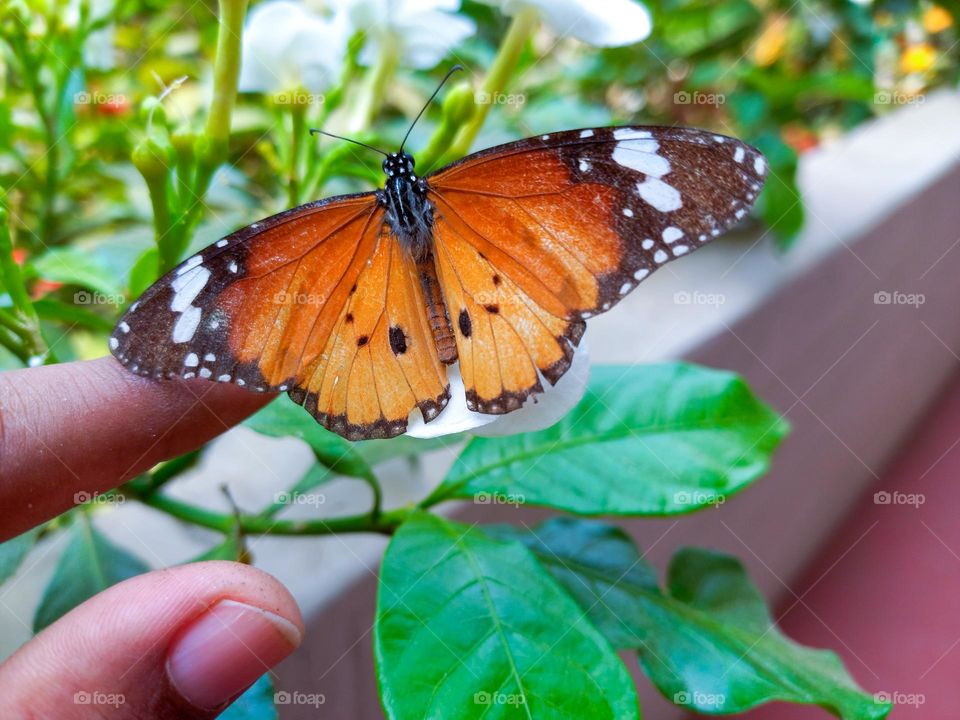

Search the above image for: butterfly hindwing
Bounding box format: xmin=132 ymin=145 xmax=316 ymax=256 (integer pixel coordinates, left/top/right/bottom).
xmin=110 ymin=193 xmax=450 ymax=439
xmin=426 ymin=125 xmax=766 ymax=411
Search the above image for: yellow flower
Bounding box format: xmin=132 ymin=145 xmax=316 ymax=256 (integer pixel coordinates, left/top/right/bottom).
xmin=753 ymin=15 xmax=789 ymax=67
xmin=900 ymin=43 xmax=938 ymax=73
xmin=923 ymin=6 xmax=953 ymax=34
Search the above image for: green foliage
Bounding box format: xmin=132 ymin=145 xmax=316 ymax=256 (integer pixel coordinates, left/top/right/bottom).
xmin=431 ymin=364 xmax=789 ymax=515
xmin=33 ymin=515 xmax=150 ymax=632
xmin=492 ymin=518 xmax=889 ymax=719
xmin=375 ymin=512 xmax=640 ymax=719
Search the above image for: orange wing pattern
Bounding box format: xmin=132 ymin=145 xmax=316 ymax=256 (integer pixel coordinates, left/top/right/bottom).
xmin=111 ymin=194 xmax=449 ymax=439
xmin=426 ymin=126 xmax=766 ymax=412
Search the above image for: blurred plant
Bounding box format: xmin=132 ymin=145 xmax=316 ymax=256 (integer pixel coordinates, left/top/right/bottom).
xmin=0 ymin=0 xmax=951 ymax=716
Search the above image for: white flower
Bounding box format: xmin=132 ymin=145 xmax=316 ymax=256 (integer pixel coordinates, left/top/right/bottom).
xmin=238 ymin=1 xmax=348 ymax=93
xmin=480 ymin=0 xmax=652 ymax=47
xmin=406 ymin=335 xmax=591 ymax=438
xmin=331 ymin=0 xmax=476 ymax=69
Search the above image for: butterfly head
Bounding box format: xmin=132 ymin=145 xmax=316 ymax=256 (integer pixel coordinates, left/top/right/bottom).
xmin=383 ymin=152 xmax=416 ymax=180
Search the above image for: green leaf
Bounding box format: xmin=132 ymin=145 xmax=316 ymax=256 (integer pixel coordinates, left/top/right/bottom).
xmin=431 ymin=364 xmax=788 ymax=515
xmin=244 ymin=396 xmax=374 ymax=480
xmin=657 ymin=0 xmax=762 ymax=57
xmin=31 ymin=247 xmax=124 ymax=300
xmin=498 ymin=518 xmax=889 ymax=720
xmin=375 ymin=512 xmax=639 ymax=719
xmin=220 ymin=674 xmax=278 ymax=720
xmin=0 ymin=528 xmax=39 ymax=585
xmin=127 ymin=247 xmax=160 ymax=299
xmin=32 ymin=298 xmax=114 ymax=333
xmin=754 ymin=131 xmax=804 ymax=249
xmin=192 ymin=533 xmax=248 ymax=563
xmin=33 ymin=516 xmax=150 ymax=632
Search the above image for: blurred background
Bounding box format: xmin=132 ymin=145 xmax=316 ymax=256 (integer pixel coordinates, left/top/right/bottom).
xmin=2 ymin=0 xmax=959 ymax=717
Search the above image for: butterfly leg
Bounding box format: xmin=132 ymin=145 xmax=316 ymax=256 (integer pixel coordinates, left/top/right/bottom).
xmin=416 ymin=254 xmax=458 ymax=364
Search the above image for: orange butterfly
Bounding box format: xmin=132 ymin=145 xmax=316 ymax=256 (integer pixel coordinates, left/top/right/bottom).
xmin=111 ymin=83 xmax=766 ymax=441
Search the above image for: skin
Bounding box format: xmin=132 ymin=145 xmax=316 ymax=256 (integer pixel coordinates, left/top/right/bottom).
xmin=0 ymin=357 xmax=305 ymax=719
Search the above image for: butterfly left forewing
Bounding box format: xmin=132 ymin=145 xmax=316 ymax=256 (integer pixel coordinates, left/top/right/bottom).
xmin=426 ymin=125 xmax=765 ymax=411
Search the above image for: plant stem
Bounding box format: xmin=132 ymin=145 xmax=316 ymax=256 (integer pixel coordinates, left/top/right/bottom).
xmin=204 ymin=0 xmax=248 ymax=152
xmin=288 ymin=102 xmax=307 ymax=205
xmin=125 ymin=479 xmax=406 ymax=536
xmin=444 ymin=6 xmax=539 ymax=163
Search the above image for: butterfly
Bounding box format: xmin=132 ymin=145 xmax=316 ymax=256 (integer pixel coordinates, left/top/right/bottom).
xmin=111 ymin=79 xmax=766 ymax=441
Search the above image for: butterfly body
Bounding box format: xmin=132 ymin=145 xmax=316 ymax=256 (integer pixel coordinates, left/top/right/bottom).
xmin=379 ymin=152 xmax=434 ymax=262
xmin=112 ymin=125 xmax=767 ymax=440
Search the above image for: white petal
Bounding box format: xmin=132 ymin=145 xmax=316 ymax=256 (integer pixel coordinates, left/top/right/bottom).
xmin=405 ymin=365 xmax=499 ymax=438
xmin=405 ymin=335 xmax=591 ymax=438
xmin=238 ymin=1 xmax=346 ymax=93
xmin=336 ymin=0 xmax=475 ymax=68
xmin=482 ymin=0 xmax=651 ymax=47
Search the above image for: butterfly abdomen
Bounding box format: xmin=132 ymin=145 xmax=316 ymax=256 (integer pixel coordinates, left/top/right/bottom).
xmin=417 ymin=256 xmax=458 ymax=364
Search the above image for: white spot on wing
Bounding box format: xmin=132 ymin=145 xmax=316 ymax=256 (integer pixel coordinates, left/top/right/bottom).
xmin=619 ymin=282 xmax=631 ymax=295
xmin=654 ymin=249 xmax=669 ymax=264
xmin=216 ymin=239 xmax=228 ymax=248
xmin=218 ymin=374 xmax=231 ymax=382
xmin=580 ymin=129 xmax=594 ymax=138
xmin=633 ymin=268 xmax=649 ymax=281
xmin=734 ymin=146 xmax=745 ymax=163
xmin=109 ymin=337 xmax=118 ymax=350
xmin=642 ymin=239 xmax=654 ymax=250
xmin=613 ymin=128 xmax=652 ymax=140
xmin=184 ymin=352 xmax=199 ymax=367
xmin=118 ymin=321 xmax=130 ymax=333
xmin=170 ymin=266 xmax=210 ymax=312
xmin=673 ymin=244 xmax=690 ymax=256
xmin=623 ymin=208 xmax=633 ymax=217
xmin=754 ymin=156 xmax=767 ymax=175
xmin=662 ymin=226 xmax=684 ymax=244
xmin=228 ymin=262 xmax=238 ymax=274
xmin=172 ymin=306 xmax=201 ymax=343
xmin=204 ymin=352 xmax=216 ymax=362
xmin=579 ymin=158 xmax=591 ymax=172
xmin=199 ymin=367 xmax=212 ymax=379
xmin=176 ymin=256 xmax=202 ymax=275
xmin=636 ymin=178 xmax=682 ymax=212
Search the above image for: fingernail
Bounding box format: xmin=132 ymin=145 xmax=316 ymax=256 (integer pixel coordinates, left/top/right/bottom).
xmin=166 ymin=599 xmax=302 ymax=710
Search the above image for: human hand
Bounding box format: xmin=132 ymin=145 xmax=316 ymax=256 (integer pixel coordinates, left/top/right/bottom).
xmin=0 ymin=357 xmax=302 ymax=719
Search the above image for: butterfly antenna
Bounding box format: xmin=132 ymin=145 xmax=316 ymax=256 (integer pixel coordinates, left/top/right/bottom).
xmin=309 ymin=128 xmax=389 ymax=157
xmin=399 ymin=65 xmax=464 ymax=153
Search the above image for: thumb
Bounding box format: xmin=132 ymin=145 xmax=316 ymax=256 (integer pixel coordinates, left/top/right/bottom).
xmin=0 ymin=561 xmax=303 ymax=719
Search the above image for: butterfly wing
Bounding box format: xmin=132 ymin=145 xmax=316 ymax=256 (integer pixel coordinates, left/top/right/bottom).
xmin=426 ymin=126 xmax=766 ymax=412
xmin=111 ymin=193 xmax=450 ymax=439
